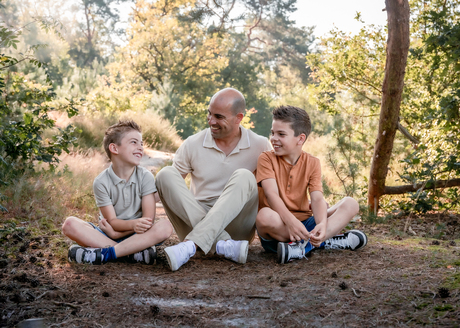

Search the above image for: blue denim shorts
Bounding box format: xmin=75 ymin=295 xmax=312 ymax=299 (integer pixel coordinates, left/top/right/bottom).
xmin=89 ymin=222 xmax=164 ymax=246
xmin=259 ymin=216 xmax=316 ymax=253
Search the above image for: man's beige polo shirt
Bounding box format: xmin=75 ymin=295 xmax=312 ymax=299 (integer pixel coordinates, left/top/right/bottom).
xmin=93 ymin=165 xmax=157 ymax=220
xmin=173 ymin=126 xmax=271 ymax=202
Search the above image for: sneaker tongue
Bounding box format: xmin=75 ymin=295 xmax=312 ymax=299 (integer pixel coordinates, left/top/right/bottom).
xmin=291 ymin=244 xmax=304 ymax=259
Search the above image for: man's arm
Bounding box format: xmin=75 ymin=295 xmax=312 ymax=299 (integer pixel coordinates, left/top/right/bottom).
xmin=309 ymin=190 xmax=328 ymax=247
xmin=261 ymin=178 xmax=311 ymax=242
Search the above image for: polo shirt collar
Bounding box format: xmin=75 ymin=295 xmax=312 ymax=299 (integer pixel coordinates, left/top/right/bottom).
xmin=108 ymin=164 xmax=137 ymax=185
xmin=203 ymin=126 xmax=250 ymax=151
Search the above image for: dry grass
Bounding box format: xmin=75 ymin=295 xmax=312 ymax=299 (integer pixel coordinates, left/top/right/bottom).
xmin=50 ymin=109 xmax=183 ymax=153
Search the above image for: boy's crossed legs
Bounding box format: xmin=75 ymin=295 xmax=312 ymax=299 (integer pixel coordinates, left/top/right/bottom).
xmin=62 ymin=216 xmax=172 ymax=264
xmin=256 ymin=197 xmax=367 ymax=263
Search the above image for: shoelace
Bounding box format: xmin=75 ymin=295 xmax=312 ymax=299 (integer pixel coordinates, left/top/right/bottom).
xmin=223 ymin=241 xmax=236 ymax=260
xmin=133 ymin=251 xmax=144 ymax=262
xmin=289 ymin=240 xmax=309 ymax=260
xmin=326 ymin=235 xmax=349 ymax=250
xmin=83 ymin=249 xmax=98 ymax=263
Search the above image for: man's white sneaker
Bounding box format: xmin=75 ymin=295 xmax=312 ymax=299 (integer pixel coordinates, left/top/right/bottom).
xmin=324 ymin=230 xmax=368 ymax=251
xmin=164 ymin=241 xmax=196 ymax=271
xmin=216 ymin=239 xmax=249 ymax=264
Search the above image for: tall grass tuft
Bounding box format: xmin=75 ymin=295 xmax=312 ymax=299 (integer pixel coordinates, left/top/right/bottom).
xmin=70 ymin=110 xmax=182 ymax=153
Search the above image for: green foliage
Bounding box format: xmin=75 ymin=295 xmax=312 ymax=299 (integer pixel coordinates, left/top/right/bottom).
xmin=0 ymin=10 xmax=78 ymax=211
xmin=111 ymin=0 xmax=314 ymax=138
xmin=306 ymin=24 xmax=385 ymax=199
xmin=394 ymin=0 xmax=460 ymax=213
xmin=307 ymin=0 xmax=460 ymax=212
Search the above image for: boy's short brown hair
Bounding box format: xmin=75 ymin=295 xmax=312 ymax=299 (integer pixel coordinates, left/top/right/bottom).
xmin=103 ymin=120 xmax=142 ymax=160
xmin=272 ymin=105 xmax=311 ymax=139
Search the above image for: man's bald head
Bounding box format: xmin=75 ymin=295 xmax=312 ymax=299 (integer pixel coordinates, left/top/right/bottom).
xmin=210 ymin=88 xmax=246 ymax=116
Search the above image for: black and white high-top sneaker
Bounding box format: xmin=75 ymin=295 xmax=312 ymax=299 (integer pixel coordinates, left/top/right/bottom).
xmin=324 ymin=230 xmax=368 ymax=251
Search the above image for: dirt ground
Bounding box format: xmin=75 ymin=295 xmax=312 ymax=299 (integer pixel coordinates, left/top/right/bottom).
xmin=1 ymin=208 xmax=459 ymax=328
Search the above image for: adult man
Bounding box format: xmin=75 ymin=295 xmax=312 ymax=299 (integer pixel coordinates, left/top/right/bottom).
xmin=156 ymin=88 xmax=271 ymax=271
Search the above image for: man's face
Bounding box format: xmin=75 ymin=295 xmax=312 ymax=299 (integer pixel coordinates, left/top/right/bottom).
xmin=207 ymin=102 xmax=240 ymax=140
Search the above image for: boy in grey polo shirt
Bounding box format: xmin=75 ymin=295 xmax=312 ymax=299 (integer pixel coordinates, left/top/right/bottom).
xmin=62 ymin=120 xmax=172 ymax=264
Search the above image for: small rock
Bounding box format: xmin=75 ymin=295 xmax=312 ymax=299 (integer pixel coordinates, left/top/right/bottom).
xmin=0 ymin=259 xmax=9 ymax=269
xmin=150 ymin=305 xmax=160 ymax=316
xmin=14 ymin=272 xmax=28 ymax=283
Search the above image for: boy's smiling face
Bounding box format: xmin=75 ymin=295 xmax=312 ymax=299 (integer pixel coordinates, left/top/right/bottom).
xmin=270 ymin=119 xmax=304 ymax=159
xmin=110 ymin=130 xmax=144 ymax=166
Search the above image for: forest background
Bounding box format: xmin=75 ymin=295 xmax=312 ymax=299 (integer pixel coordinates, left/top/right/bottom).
xmin=2 ymin=0 xmax=459 ymax=218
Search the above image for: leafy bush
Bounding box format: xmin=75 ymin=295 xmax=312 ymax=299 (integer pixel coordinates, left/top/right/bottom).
xmin=0 ymin=14 xmax=77 ymax=211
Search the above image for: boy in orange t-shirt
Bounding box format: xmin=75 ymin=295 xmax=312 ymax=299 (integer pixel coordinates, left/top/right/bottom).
xmin=256 ymin=105 xmax=367 ymax=263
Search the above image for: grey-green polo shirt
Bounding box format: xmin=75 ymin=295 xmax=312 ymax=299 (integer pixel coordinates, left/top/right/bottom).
xmin=173 ymin=126 xmax=272 ymax=202
xmin=93 ymin=165 xmax=157 ymax=220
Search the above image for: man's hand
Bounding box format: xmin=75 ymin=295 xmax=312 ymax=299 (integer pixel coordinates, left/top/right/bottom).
xmin=132 ymin=217 xmax=153 ymax=234
xmin=309 ymin=221 xmax=327 ymax=247
xmin=286 ymin=218 xmax=311 ymax=242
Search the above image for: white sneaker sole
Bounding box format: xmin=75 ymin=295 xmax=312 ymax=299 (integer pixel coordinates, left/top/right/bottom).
xmin=236 ymin=240 xmax=249 ymax=264
xmin=164 ymin=247 xmax=180 ymax=271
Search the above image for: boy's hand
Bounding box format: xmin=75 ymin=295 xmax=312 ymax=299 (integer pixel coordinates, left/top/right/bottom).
xmin=99 ymin=219 xmax=118 ymax=238
xmin=309 ymin=222 xmax=327 ymax=247
xmin=99 ymin=219 xmax=131 ymax=239
xmin=133 ymin=217 xmax=153 ymax=234
xmin=286 ymin=218 xmax=311 ymax=242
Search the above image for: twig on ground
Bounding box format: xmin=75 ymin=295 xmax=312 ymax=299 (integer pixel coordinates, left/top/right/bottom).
xmin=52 ymin=301 xmax=80 ymax=309
xmin=247 ymin=295 xmax=270 ymax=299
xmin=352 ymin=288 xmax=361 ymax=298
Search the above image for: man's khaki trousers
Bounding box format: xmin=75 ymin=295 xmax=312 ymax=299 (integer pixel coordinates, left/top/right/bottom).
xmin=155 ymin=166 xmax=258 ymax=254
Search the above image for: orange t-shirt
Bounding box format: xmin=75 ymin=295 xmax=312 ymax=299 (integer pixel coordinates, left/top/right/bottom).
xmin=256 ymin=150 xmax=323 ymax=221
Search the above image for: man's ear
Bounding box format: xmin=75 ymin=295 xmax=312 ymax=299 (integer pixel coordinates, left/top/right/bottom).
xmin=109 ymin=143 xmax=118 ymax=155
xmin=235 ymin=112 xmax=244 ymax=124
xmin=298 ymin=133 xmax=306 ymax=145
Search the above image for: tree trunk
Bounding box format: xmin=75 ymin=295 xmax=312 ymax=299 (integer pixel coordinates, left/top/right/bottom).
xmin=368 ymin=0 xmax=410 ymax=213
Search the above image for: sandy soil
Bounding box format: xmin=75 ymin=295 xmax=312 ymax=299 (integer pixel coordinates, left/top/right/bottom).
xmin=1 ymin=209 xmax=459 ymax=327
